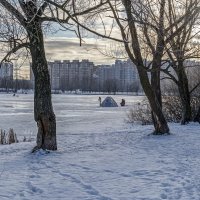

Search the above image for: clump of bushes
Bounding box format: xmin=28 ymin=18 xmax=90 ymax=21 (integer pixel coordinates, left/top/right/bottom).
xmin=0 ymin=129 xmax=34 ymax=145
xmin=163 ymin=96 xmax=200 ymax=122
xmin=0 ymin=129 xmax=18 ymax=145
xmin=127 ymin=96 xmax=200 ymax=124
xmin=127 ymin=101 xmax=152 ymax=125
xmin=162 ymin=96 xmax=182 ymax=123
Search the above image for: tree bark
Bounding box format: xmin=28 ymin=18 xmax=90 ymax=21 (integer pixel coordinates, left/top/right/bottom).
xmin=151 ymin=60 xmax=164 ymax=132
xmin=150 ymin=0 xmax=166 ymax=131
xmin=194 ymin=106 xmax=200 ymax=123
xmin=27 ymin=21 xmax=57 ymax=151
xmin=176 ymin=66 xmax=191 ymax=124
xmin=137 ymin=66 xmax=169 ymax=134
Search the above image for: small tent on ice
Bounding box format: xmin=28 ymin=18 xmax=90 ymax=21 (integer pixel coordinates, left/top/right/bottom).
xmin=101 ymin=96 xmax=118 ymax=107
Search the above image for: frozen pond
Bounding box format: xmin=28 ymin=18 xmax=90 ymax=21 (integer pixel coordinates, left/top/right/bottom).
xmin=0 ymin=94 xmax=144 ymax=138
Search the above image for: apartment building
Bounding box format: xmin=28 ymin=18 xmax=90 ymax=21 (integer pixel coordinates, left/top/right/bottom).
xmin=0 ymin=63 xmax=13 ymax=79
xmin=94 ymin=59 xmax=140 ymax=92
xmin=48 ymin=59 xmax=94 ymax=90
xmin=30 ymin=59 xmax=140 ymax=92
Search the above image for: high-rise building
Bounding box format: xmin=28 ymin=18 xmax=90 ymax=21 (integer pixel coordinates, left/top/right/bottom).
xmin=0 ymin=63 xmax=13 ymax=79
xmin=46 ymin=60 xmax=95 ymax=90
xmin=94 ymin=59 xmax=140 ymax=92
xmin=30 ymin=59 xmax=140 ymax=92
xmin=94 ymin=64 xmax=114 ymax=88
xmin=49 ymin=60 xmax=62 ymax=90
xmin=79 ymin=60 xmax=94 ymax=90
xmin=114 ymin=59 xmax=138 ymax=90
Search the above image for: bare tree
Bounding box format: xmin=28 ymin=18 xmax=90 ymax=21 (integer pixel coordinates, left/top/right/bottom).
xmin=0 ymin=0 xmax=57 ymax=151
xmin=162 ymin=2 xmax=200 ymax=124
xmin=0 ymin=0 xmax=108 ymax=151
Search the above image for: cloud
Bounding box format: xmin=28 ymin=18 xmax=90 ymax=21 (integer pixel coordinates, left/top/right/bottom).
xmin=17 ymin=37 xmax=121 ymax=79
xmin=44 ymin=37 xmax=116 ymax=65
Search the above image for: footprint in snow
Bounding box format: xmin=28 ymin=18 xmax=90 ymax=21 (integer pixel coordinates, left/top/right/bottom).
xmin=160 ymin=193 xmax=168 ymax=199
xmin=58 ymin=171 xmax=113 ymax=200
xmin=26 ymin=181 xmax=43 ymax=194
xmin=29 ymin=174 xmax=41 ymax=179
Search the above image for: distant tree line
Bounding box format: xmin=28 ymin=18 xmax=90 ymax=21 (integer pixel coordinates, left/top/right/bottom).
xmin=0 ymin=77 xmax=32 ymax=93
xmin=58 ymin=76 xmax=142 ymax=94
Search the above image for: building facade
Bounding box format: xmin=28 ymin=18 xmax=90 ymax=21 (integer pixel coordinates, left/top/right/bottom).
xmin=0 ymin=63 xmax=14 ymax=91
xmin=94 ymin=59 xmax=140 ymax=92
xmin=47 ymin=59 xmax=95 ymax=91
xmin=30 ymin=59 xmax=141 ymax=92
xmin=0 ymin=63 xmax=13 ymax=79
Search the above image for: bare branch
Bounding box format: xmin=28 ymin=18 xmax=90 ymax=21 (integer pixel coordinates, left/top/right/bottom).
xmin=0 ymin=0 xmax=26 ymax=27
xmin=0 ymin=42 xmax=30 ymax=65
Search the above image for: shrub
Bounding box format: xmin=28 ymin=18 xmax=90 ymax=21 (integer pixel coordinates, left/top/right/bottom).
xmin=163 ymin=96 xmax=200 ymax=122
xmin=127 ymin=96 xmax=200 ymax=124
xmin=127 ymin=101 xmax=152 ymax=125
xmin=0 ymin=130 xmax=6 ymax=144
xmin=162 ymin=96 xmax=182 ymax=123
xmin=7 ymin=129 xmax=18 ymax=144
xmin=0 ymin=129 xmax=18 ymax=145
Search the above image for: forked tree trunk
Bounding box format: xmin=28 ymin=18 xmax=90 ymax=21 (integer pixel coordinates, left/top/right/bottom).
xmin=27 ymin=22 xmax=57 ymax=151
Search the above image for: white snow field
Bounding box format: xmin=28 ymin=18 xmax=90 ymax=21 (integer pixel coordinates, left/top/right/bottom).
xmin=0 ymin=94 xmax=200 ymax=200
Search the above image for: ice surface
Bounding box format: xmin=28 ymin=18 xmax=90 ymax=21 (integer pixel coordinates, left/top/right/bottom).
xmin=0 ymin=94 xmax=200 ymax=200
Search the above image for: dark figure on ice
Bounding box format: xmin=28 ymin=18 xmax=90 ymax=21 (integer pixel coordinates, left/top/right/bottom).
xmin=98 ymin=97 xmax=102 ymax=106
xmin=120 ymin=99 xmax=125 ymax=106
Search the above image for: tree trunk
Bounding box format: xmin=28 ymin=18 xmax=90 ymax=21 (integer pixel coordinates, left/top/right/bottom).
xmin=178 ymin=83 xmax=191 ymax=125
xmin=194 ymin=106 xmax=200 ymax=123
xmin=151 ymin=62 xmax=163 ymax=132
xmin=27 ymin=22 xmax=57 ymax=151
xmin=150 ymin=0 xmax=166 ymax=132
xmin=137 ymin=67 xmax=169 ymax=134
xmin=176 ymin=62 xmax=191 ymax=124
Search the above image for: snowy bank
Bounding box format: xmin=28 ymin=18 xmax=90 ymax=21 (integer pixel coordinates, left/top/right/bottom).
xmin=0 ymin=94 xmax=200 ymax=200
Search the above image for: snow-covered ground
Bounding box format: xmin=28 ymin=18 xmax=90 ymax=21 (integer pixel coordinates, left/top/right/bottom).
xmin=0 ymin=94 xmax=200 ymax=200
